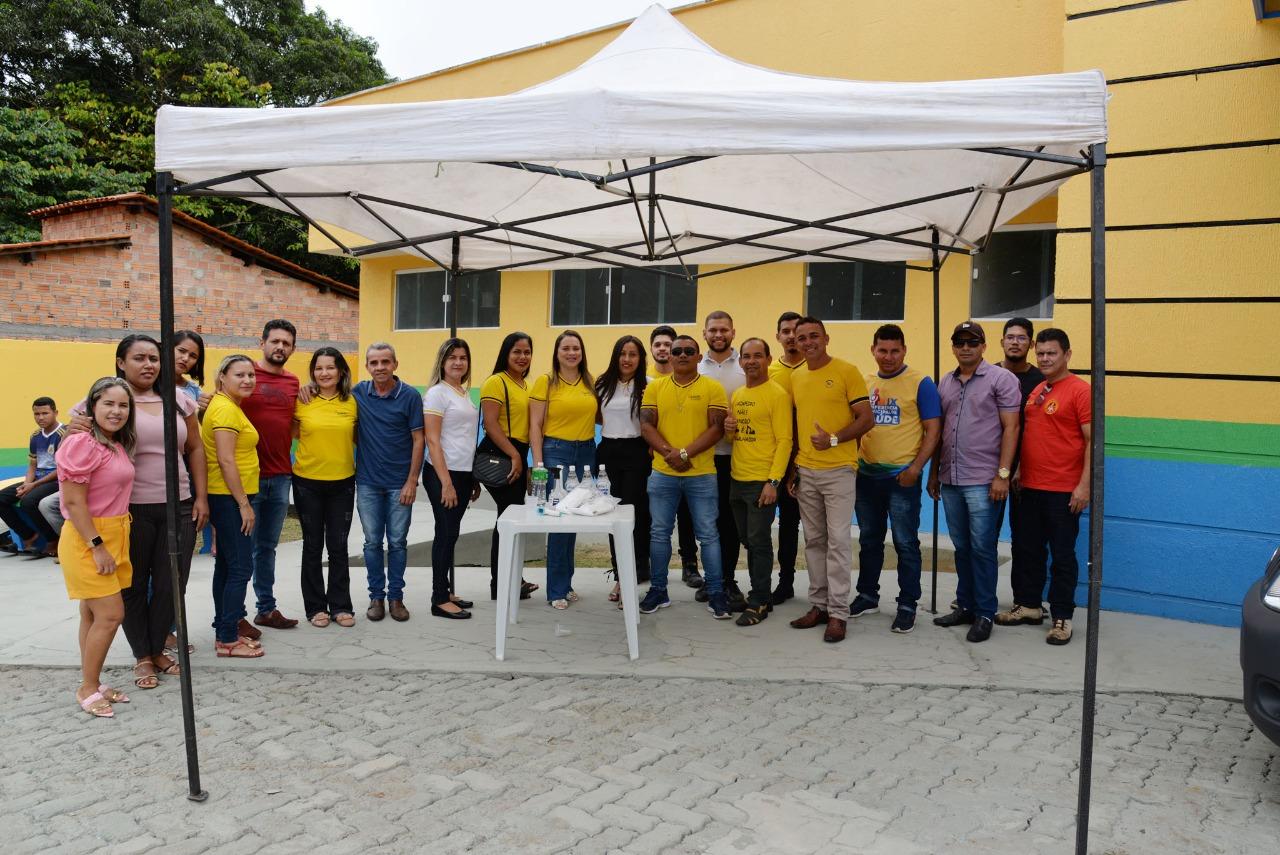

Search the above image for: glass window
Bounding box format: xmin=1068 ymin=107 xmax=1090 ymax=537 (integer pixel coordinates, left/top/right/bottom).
xmin=550 ymin=266 xmax=697 ymax=326
xmin=970 ymin=229 xmax=1055 ymax=319
xmin=806 ymin=261 xmax=906 ymax=321
xmin=395 ymin=270 xmax=501 ymax=329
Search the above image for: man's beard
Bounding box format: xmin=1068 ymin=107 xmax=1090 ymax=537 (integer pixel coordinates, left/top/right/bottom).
xmin=707 ymin=340 xmax=730 ymax=353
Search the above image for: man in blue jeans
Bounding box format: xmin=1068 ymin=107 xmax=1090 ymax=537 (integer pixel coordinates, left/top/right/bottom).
xmin=241 ymin=320 xmax=301 ymax=630
xmin=928 ymin=321 xmax=1021 ymax=643
xmin=353 ymin=343 xmax=424 ymax=623
xmin=851 ymin=325 xmax=940 ymax=635
xmin=637 ymin=335 xmax=731 ymax=619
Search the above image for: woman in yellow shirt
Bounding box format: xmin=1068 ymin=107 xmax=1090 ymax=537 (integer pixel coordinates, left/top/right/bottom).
xmin=292 ymin=347 xmax=358 ymax=628
xmin=202 ymin=355 xmax=264 ymax=659
xmin=529 ymin=330 xmax=599 ymax=609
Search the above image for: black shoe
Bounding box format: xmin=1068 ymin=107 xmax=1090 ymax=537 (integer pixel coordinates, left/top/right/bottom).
xmin=966 ymin=617 xmax=993 ymax=643
xmin=891 ymin=609 xmax=916 ymax=634
xmin=933 ymin=608 xmax=975 ymax=627
xmin=431 ymin=604 xmax=472 ymax=620
xmin=694 ymin=586 xmax=710 ymax=603
xmin=0 ymin=540 xmax=20 ymax=555
xmin=726 ymin=582 xmax=748 ymax=613
xmin=449 ymin=596 xmax=474 ymax=609
xmin=771 ymin=586 xmax=794 ymax=605
xmin=682 ymin=566 xmax=704 ymax=589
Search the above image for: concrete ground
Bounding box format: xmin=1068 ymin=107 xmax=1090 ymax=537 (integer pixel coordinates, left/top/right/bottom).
xmin=1 ymin=494 xmax=1275 ymax=853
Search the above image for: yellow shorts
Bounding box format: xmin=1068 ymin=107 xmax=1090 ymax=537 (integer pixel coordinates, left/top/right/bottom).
xmin=60 ymin=514 xmax=133 ymax=600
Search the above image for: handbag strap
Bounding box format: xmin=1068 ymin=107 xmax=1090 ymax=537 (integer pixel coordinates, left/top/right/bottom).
xmin=477 ymin=376 xmax=514 ymax=449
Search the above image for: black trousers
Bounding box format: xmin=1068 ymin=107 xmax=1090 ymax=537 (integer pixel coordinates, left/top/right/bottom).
xmin=293 ymin=475 xmax=355 ymax=618
xmin=713 ymin=454 xmax=741 ymax=583
xmin=425 ymin=468 xmax=473 ymax=606
xmin=0 ymin=480 xmax=59 ymax=542
xmin=1010 ymin=487 xmax=1081 ymax=620
xmin=485 ymin=439 xmax=530 ymax=595
xmin=598 ymin=436 xmax=652 ymax=584
xmin=775 ymin=485 xmax=800 ymax=583
xmin=121 ymin=500 xmax=196 ymax=660
xmin=730 ymin=480 xmax=775 ymax=606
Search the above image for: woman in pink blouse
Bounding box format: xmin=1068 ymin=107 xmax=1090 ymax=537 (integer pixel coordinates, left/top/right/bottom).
xmin=58 ymin=377 xmax=137 ymax=718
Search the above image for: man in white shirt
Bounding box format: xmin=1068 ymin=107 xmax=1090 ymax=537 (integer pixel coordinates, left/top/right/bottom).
xmin=698 ymin=310 xmax=746 ymax=611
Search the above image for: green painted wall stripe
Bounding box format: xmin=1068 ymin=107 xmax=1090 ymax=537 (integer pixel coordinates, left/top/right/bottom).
xmin=0 ymin=448 xmax=28 ymax=468
xmin=1106 ymin=416 xmax=1280 ymax=468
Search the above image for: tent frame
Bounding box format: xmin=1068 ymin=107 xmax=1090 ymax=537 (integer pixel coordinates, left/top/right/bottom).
xmin=155 ymin=140 xmax=1107 ymax=852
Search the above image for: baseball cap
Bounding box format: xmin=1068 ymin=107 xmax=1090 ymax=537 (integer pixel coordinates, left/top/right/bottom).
xmin=950 ymin=321 xmax=986 ymax=343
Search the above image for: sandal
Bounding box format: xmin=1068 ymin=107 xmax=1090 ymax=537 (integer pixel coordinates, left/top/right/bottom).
xmin=549 ymin=598 xmax=569 ymax=610
xmin=133 ymin=661 xmax=159 ymax=689
xmin=735 ymin=605 xmax=770 ymax=627
xmin=152 ymin=655 xmax=180 ymax=677
xmin=238 ymin=636 xmax=262 ymax=649
xmin=333 ymin=612 xmax=355 ymax=627
xmin=215 ymin=639 xmax=265 ymax=658
xmin=98 ymin=684 xmax=129 ymax=704
xmin=78 ymin=690 xmax=114 ymax=718
xmin=310 ymin=613 xmax=331 ymax=628
xmin=520 ymin=580 xmax=538 ymax=599
xmin=608 ymin=583 xmax=621 ymax=603
xmin=565 ymin=591 xmax=580 ymax=604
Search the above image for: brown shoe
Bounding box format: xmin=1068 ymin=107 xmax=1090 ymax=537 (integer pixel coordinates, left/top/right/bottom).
xmin=1046 ymin=618 xmax=1073 ymax=646
xmin=823 ymin=617 xmax=847 ymax=643
xmin=367 ymin=599 xmax=386 ymax=621
xmin=995 ymin=604 xmax=1044 ymax=626
xmin=236 ymin=618 xmax=262 ymax=641
xmin=789 ymin=607 xmax=830 ymax=629
xmin=254 ymin=609 xmax=299 ymax=629
xmin=388 ymin=600 xmax=410 ymax=622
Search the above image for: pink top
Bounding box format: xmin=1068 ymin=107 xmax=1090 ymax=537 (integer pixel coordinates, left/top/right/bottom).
xmin=57 ymin=432 xmax=136 ymax=518
xmin=131 ymin=390 xmax=195 ymax=503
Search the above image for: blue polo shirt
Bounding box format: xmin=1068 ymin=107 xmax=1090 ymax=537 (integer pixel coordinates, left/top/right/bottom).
xmin=353 ymin=378 xmax=424 ymax=489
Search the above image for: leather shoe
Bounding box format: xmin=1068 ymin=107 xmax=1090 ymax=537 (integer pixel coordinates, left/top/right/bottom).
xmin=254 ymin=609 xmax=298 ymax=629
xmin=431 ymin=604 xmax=472 ymax=620
xmin=966 ymin=616 xmax=994 ymax=643
xmin=449 ymin=595 xmax=474 ymax=609
xmin=789 ymin=607 xmax=830 ymax=629
xmin=822 ymin=617 xmax=847 ymax=643
xmin=236 ymin=618 xmax=262 ymax=640
xmin=366 ymin=599 xmax=386 ymax=621
xmin=932 ymin=608 xmax=975 ymax=627
xmin=389 ymin=599 xmax=410 ymax=622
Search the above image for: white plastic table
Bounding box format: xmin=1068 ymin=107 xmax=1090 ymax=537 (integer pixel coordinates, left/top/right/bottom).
xmin=494 ymin=503 xmax=640 ymax=661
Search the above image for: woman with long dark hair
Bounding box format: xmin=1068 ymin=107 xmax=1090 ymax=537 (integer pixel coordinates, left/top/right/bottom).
xmin=529 ymin=330 xmax=599 ymax=609
xmin=292 ymin=347 xmax=358 ymax=627
xmin=479 ymin=332 xmax=539 ymax=601
xmin=595 ymin=335 xmax=652 ymax=603
xmin=422 ymin=338 xmax=482 ymax=619
xmin=173 ymin=329 xmax=209 ymax=412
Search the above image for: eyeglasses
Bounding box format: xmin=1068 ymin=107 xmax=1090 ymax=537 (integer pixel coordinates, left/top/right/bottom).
xmin=670 ymin=347 xmax=698 ymax=357
xmin=1033 ymin=383 xmax=1054 ymax=407
xmin=952 ymin=339 xmax=982 ymax=348
xmin=1004 ymin=334 xmax=1030 ymax=343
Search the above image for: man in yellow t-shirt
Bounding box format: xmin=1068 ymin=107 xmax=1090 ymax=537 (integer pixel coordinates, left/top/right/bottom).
xmin=723 ymin=338 xmax=793 ymax=626
xmin=767 ymin=310 xmax=806 ymax=604
xmin=638 ymin=335 xmax=730 ymax=619
xmin=649 ymin=324 xmax=703 ymax=590
xmin=787 ymin=317 xmax=874 ymax=643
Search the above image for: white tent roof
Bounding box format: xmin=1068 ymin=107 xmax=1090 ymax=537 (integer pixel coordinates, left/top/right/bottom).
xmin=154 ymin=4 xmax=1107 ymax=270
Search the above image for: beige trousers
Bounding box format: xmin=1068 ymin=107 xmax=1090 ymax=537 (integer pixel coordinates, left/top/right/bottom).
xmin=796 ymin=465 xmax=855 ymax=620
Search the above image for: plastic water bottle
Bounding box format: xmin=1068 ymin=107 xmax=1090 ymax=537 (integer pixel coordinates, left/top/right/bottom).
xmin=564 ymin=470 xmax=580 ymax=494
xmin=531 ymin=464 xmax=549 ymax=513
xmin=595 ymin=465 xmax=611 ymax=499
xmin=549 ymin=470 xmax=567 ymax=510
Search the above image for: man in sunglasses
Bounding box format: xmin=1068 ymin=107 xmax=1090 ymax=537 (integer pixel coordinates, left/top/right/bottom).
xmin=639 ymin=335 xmax=732 ymax=619
xmin=650 ymin=325 xmax=703 ymax=590
xmin=998 ymin=329 xmax=1091 ymax=645
xmin=929 ymin=321 xmax=1022 ymax=643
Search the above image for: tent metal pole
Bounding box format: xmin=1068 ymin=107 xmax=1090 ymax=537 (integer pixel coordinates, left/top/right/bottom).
xmin=930 ymin=227 xmax=941 ymax=615
xmin=1075 ymin=141 xmax=1107 ymax=855
xmin=970 ymin=147 xmax=1090 ymax=167
xmin=648 ymin=158 xmax=657 ymax=260
xmin=157 ymin=172 xmax=207 ymax=802
xmin=449 ymin=235 xmax=460 ymax=339
xmin=249 ymin=176 xmax=351 ymax=255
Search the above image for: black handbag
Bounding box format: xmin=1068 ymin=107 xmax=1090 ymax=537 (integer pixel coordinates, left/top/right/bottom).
xmin=472 ymin=377 xmax=514 ymax=488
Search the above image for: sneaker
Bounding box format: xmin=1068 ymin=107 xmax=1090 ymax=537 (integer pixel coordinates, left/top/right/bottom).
xmin=995 ymin=604 xmax=1045 ymax=626
xmin=890 ymin=610 xmax=916 ymax=634
xmin=966 ymin=616 xmax=994 ymax=643
xmin=848 ymin=595 xmax=880 ymax=618
xmin=1046 ymin=618 xmax=1073 ymax=645
xmin=694 ymin=587 xmax=710 ymax=603
xmin=639 ymin=588 xmax=671 ymax=614
xmin=726 ymin=581 xmax=748 ymax=613
xmin=682 ymin=566 xmax=705 ymax=589
xmin=707 ymin=592 xmax=731 ymax=619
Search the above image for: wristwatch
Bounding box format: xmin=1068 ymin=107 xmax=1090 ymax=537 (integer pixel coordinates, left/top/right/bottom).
xmin=997 ymin=467 xmax=1011 ymax=479
xmin=829 ymin=435 xmax=839 ymax=448
xmin=679 ymin=448 xmax=689 ymax=462
xmin=89 ymin=535 xmax=104 ymax=548
xmin=768 ymin=478 xmax=781 ymax=487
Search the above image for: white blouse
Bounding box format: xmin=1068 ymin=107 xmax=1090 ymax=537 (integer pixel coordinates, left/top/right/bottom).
xmin=600 ymin=380 xmax=642 ymax=439
xmin=423 ymin=383 xmax=479 ymax=471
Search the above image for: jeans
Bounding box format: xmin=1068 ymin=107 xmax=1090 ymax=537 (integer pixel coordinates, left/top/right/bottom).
xmin=647 ymin=472 xmax=722 ymax=595
xmin=424 ymin=468 xmax=473 ymax=606
xmin=775 ymin=485 xmax=801 ymax=583
xmin=485 ymin=439 xmax=529 ymax=596
xmin=122 ymin=500 xmax=196 ymax=658
xmin=1010 ymin=488 xmax=1081 ymax=620
xmin=357 ymin=483 xmax=414 ymax=602
xmin=713 ymin=455 xmax=741 ymax=583
xmin=250 ymin=474 xmax=291 ymax=615
xmin=293 ymin=475 xmax=355 ymax=618
xmin=598 ymin=437 xmax=652 ymax=584
xmin=677 ymin=499 xmax=698 ymax=569
xmin=729 ymin=480 xmax=775 ymax=606
xmin=0 ymin=480 xmax=59 ymax=543
xmin=854 ymin=473 xmax=923 ymax=612
xmin=543 ymin=437 xmax=596 ymax=602
xmin=209 ymin=493 xmax=256 ymax=644
xmin=940 ymin=483 xmax=1004 ymax=620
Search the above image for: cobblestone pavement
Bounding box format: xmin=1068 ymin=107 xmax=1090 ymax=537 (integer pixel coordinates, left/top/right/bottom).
xmin=5 ymin=667 xmax=1277 ymax=855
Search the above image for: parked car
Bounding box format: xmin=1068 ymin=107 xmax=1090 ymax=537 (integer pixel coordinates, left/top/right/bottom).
xmin=1241 ymin=546 xmax=1280 ymax=747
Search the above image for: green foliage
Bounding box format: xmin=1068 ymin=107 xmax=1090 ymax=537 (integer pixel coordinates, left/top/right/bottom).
xmin=0 ymin=0 xmax=390 ymax=283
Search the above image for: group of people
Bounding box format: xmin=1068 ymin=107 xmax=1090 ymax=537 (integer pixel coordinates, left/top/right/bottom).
xmin=19 ymin=307 xmax=1089 ymax=718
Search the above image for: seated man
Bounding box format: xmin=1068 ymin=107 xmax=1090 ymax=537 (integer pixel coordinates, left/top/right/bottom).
xmin=0 ymin=398 xmax=66 ymax=557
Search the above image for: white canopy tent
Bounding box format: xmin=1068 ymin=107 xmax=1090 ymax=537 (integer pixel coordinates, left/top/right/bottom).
xmin=151 ymin=7 xmax=1109 ymax=851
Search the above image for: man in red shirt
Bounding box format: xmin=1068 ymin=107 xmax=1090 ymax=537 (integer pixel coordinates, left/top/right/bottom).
xmin=240 ymin=319 xmax=301 ymax=630
xmin=997 ymin=328 xmax=1091 ymax=646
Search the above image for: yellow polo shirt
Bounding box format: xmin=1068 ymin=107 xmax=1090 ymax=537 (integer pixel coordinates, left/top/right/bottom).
xmin=767 ymin=358 xmax=806 ymax=397
xmin=292 ymin=394 xmax=357 ymax=481
xmin=530 ymin=373 xmax=597 ymax=442
xmin=480 ymin=373 xmax=531 ymax=444
xmin=729 ymin=381 xmax=793 ymax=482
xmin=202 ymin=392 xmax=260 ymax=495
xmin=792 ymin=357 xmax=870 ymax=471
xmin=640 ymin=374 xmax=728 ymax=477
